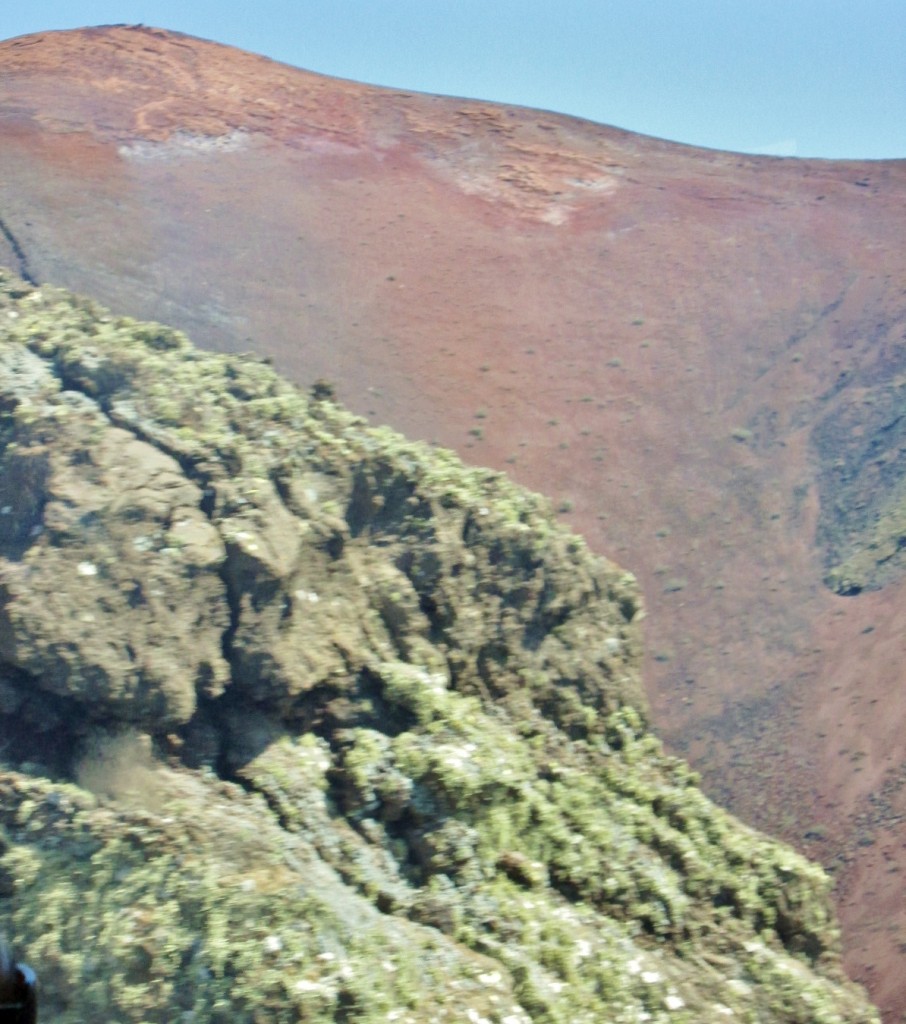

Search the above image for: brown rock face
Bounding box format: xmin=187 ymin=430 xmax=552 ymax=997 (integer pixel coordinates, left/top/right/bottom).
xmin=1 ymin=23 xmax=905 ymax=1018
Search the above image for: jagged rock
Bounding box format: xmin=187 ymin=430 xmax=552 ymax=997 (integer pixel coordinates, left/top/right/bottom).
xmin=0 ymin=344 xmax=229 ymax=728
xmin=0 ymin=268 xmax=880 ymax=1022
xmin=0 ymin=270 xmax=644 ymax=748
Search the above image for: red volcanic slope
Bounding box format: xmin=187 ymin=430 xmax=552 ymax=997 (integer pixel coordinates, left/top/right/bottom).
xmin=1 ymin=25 xmax=906 ymax=1017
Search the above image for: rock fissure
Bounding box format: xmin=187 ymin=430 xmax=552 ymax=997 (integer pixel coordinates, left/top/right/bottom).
xmin=23 ymin=336 xmax=252 ymax=739
xmin=0 ymin=217 xmax=37 ymax=287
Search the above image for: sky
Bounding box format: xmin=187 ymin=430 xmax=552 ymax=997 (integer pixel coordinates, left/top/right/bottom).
xmin=1 ymin=1 xmax=904 ymax=160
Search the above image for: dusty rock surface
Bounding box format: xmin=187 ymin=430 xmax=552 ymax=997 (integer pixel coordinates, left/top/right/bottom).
xmin=0 ymin=24 xmax=905 ymax=1018
xmin=0 ymin=272 xmax=881 ymax=1022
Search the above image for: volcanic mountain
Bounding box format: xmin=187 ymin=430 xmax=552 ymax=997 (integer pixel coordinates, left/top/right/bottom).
xmin=1 ymin=23 xmax=905 ymax=1019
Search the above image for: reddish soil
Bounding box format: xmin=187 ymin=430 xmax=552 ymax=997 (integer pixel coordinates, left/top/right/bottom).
xmin=2 ymin=24 xmax=906 ymax=1019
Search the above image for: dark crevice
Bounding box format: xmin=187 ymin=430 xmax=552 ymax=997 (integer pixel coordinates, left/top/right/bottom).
xmin=103 ymin=404 xmax=203 ymax=482
xmin=0 ymin=682 xmax=80 ymax=780
xmin=269 ymin=469 xmax=293 ymax=510
xmin=41 ymin=354 xmax=205 ymax=493
xmin=522 ymin=585 xmax=571 ymax=651
xmin=218 ymin=571 xmax=242 ymax=677
xmin=830 ymin=579 xmax=863 ymax=597
xmin=345 ymin=468 xmax=372 ymax=538
xmin=227 ymin=765 xmax=294 ymax=831
xmin=199 ymin=485 xmax=216 ymax=518
xmin=418 ymin=591 xmax=450 ymax=646
xmin=0 ymin=218 xmax=38 ymax=287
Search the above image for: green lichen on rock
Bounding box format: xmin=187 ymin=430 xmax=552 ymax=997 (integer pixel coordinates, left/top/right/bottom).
xmin=0 ymin=270 xmax=643 ymax=739
xmin=0 ymin=268 xmax=880 ymax=1022
xmin=0 ymin=764 xmax=522 ymax=1024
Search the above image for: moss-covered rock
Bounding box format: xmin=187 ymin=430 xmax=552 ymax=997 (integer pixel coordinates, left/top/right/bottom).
xmin=0 ymin=268 xmax=880 ymax=1022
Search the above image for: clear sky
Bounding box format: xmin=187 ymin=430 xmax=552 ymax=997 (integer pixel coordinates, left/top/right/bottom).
xmin=2 ymin=1 xmax=904 ymax=160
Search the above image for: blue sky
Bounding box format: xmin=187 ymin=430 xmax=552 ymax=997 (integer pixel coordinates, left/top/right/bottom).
xmin=2 ymin=1 xmax=904 ymax=159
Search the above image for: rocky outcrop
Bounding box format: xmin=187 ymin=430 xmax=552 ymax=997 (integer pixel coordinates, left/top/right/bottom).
xmin=812 ymin=358 xmax=906 ymax=596
xmin=0 ymin=269 xmax=879 ymax=1022
xmin=0 ymin=270 xmax=642 ymax=747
